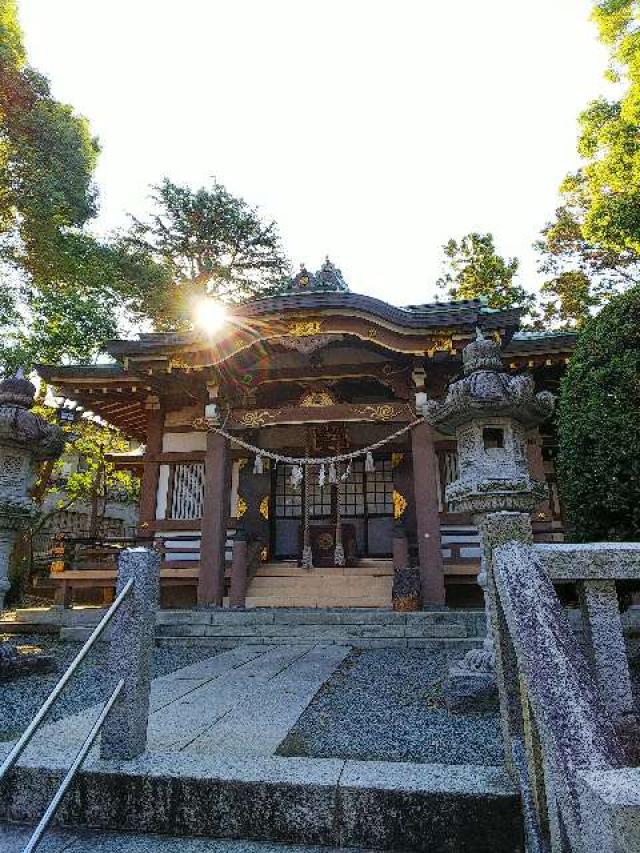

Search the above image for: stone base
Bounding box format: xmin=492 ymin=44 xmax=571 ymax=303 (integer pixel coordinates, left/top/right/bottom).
xmin=0 ymin=642 xmax=57 ymax=679
xmin=443 ymin=666 xmax=499 ymax=713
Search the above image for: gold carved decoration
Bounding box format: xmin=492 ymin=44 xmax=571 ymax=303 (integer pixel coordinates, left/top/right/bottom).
xmin=240 ymin=410 xmax=278 ymax=428
xmin=261 ymin=546 xmax=268 ymax=562
xmin=425 ymin=337 xmax=454 ymax=358
xmin=168 ymin=356 xmax=191 ymax=371
xmin=367 ymin=328 xmax=378 ymax=338
xmin=288 ymin=319 xmax=323 ymax=337
xmin=391 ymin=452 xmax=404 ymax=468
xmin=393 ymin=490 xmax=408 ymax=519
xmin=238 ymin=458 xmax=248 ymax=470
xmin=259 ymin=495 xmax=270 ymax=520
xmin=356 ymin=404 xmax=398 ymax=422
xmin=236 ymin=496 xmax=248 ymax=518
xmin=299 ymin=388 xmax=337 ymax=408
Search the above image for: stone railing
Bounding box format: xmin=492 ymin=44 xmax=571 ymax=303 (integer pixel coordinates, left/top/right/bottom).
xmin=489 ymin=540 xmax=640 ymax=853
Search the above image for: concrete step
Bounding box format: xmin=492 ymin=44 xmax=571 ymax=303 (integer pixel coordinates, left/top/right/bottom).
xmin=0 ymin=756 xmax=522 ymax=852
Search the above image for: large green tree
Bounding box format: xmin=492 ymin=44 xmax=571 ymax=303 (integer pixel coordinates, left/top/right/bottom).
xmin=436 ymin=232 xmax=534 ymax=313
xmin=557 ymin=285 xmax=640 ymax=542
xmin=536 ymin=1 xmax=640 ymax=327
xmin=122 ymin=178 xmax=290 ymax=329
xmin=0 ymin=0 xmax=163 ymax=372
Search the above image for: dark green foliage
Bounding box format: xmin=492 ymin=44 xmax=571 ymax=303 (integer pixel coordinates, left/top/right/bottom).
xmin=122 ymin=178 xmax=290 ymax=328
xmin=557 ymin=285 xmax=640 ymax=541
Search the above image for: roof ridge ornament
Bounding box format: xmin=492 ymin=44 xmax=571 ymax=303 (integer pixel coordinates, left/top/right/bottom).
xmin=287 ymin=258 xmax=349 ymax=294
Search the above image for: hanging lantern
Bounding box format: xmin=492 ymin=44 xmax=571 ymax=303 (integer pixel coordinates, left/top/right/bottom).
xmin=365 ymin=451 xmax=375 ymax=473
xmin=290 ymin=465 xmax=304 ymax=488
xmin=253 ymin=454 xmax=264 ymax=474
xmin=318 ymin=463 xmax=326 ymax=487
xmin=328 ymin=462 xmax=338 ymax=484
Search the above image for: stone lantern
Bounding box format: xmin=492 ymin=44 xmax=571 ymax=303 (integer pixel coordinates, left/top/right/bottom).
xmin=0 ymin=372 xmax=65 ymax=609
xmin=425 ymin=330 xmax=554 ymax=708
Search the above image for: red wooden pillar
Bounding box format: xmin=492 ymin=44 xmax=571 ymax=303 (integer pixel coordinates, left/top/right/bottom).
xmin=197 ymin=431 xmax=229 ymax=606
xmin=411 ymin=421 xmax=446 ymax=605
xmin=137 ymin=402 xmax=164 ymax=536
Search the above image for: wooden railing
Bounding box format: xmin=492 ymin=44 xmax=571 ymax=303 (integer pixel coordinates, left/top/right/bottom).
xmin=490 ymin=540 xmax=640 ymax=852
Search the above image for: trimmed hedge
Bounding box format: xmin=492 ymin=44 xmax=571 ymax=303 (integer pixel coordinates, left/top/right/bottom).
xmin=557 ymin=285 xmax=640 ymax=542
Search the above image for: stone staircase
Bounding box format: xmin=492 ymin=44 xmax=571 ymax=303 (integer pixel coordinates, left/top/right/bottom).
xmin=244 ymin=559 xmax=394 ymax=608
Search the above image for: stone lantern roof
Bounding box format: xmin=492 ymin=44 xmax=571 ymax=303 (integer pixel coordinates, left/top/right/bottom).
xmin=0 ymin=372 xmax=65 ymax=460
xmin=425 ymin=329 xmax=555 ymax=434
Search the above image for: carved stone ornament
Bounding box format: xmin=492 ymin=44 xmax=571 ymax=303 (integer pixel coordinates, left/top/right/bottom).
xmin=0 ymin=372 xmax=65 ymax=608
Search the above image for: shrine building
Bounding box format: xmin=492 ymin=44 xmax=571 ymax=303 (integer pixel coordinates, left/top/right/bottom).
xmin=38 ymin=261 xmax=575 ymax=609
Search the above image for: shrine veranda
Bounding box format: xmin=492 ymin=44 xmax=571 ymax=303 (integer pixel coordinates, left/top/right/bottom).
xmin=37 ymin=284 xmax=575 ymax=610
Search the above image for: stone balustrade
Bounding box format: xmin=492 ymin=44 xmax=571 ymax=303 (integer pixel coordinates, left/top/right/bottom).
xmin=490 ymin=539 xmax=640 ymax=853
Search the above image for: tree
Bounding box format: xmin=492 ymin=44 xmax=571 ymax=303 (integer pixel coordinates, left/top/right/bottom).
xmin=122 ymin=178 xmax=290 ymax=328
xmin=0 ymin=0 xmax=165 ymax=372
xmin=436 ymin=232 xmax=534 ymax=313
xmin=536 ymin=2 xmax=640 ymax=327
xmin=556 ymin=285 xmax=640 ymax=542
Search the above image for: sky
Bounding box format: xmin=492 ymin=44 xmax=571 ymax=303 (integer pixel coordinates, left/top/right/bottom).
xmin=19 ymin=0 xmax=609 ymax=306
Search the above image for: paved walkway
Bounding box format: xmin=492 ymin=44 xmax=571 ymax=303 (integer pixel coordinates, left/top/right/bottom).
xmin=24 ymin=644 xmax=351 ymax=758
xmin=0 ymin=823 xmax=352 ymax=852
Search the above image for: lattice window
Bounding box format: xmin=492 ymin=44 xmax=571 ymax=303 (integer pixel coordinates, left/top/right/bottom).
xmin=170 ymin=462 xmax=205 ymax=520
xmin=365 ymin=459 xmax=394 ymax=515
xmin=275 ymin=464 xmax=302 ymax=518
xmin=309 ymin=478 xmax=332 ymax=517
xmin=340 ymin=461 xmax=365 ymax=517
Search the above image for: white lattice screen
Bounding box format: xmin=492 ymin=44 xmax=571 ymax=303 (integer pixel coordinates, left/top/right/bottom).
xmin=170 ymin=463 xmax=205 ymax=520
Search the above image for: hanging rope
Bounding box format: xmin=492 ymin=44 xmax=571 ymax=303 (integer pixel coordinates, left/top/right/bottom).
xmin=193 ymin=415 xmax=425 ymax=467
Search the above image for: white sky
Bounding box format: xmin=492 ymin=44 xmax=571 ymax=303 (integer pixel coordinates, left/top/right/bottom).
xmin=20 ymin=0 xmax=609 ymax=306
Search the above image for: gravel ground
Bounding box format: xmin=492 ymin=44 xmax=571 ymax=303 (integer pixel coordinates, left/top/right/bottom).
xmin=277 ymin=647 xmax=504 ymax=766
xmin=0 ymin=634 xmax=220 ymax=742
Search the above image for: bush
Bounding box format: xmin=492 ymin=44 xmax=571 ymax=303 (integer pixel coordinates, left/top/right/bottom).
xmin=557 ymin=285 xmax=640 ymax=542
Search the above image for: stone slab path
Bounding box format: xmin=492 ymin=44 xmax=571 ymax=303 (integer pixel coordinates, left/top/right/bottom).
xmin=23 ymin=644 xmax=351 ymax=758
xmin=0 ymin=823 xmax=355 ymax=853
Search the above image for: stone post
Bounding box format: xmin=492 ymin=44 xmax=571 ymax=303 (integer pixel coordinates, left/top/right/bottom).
xmin=228 ymin=528 xmax=249 ymax=608
xmin=100 ymin=547 xmax=160 ymax=760
xmin=424 ymin=330 xmax=554 ymax=711
xmin=0 ymin=373 xmax=64 ymax=610
xmin=579 ymin=579 xmax=635 ymax=721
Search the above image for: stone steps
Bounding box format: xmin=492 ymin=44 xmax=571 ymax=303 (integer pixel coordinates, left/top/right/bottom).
xmin=0 ymin=755 xmax=522 ymax=852
xmin=153 ymin=608 xmax=486 ymax=650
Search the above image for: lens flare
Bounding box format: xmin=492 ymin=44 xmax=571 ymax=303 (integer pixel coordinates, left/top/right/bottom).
xmin=194 ymin=298 xmax=227 ymax=333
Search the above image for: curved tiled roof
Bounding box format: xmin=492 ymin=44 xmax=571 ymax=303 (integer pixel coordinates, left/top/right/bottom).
xmin=107 ymin=292 xmax=523 ymax=356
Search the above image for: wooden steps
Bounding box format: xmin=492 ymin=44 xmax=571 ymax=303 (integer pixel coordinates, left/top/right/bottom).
xmin=246 ymin=560 xmax=393 ymax=608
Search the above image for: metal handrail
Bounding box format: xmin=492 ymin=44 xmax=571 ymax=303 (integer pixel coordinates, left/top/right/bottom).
xmin=22 ymin=678 xmax=125 ymax=853
xmin=0 ymin=576 xmax=134 ymax=782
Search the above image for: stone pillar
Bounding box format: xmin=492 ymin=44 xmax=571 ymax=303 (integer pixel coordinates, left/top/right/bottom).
xmin=100 ymin=547 xmax=160 ymax=760
xmin=228 ymin=528 xmax=249 ymax=608
xmin=0 ymin=529 xmax=18 ymax=610
xmin=411 ymin=421 xmax=445 ymax=605
xmin=579 ymin=579 xmax=635 ymax=721
xmin=197 ymin=431 xmax=229 ymax=606
xmin=137 ymin=401 xmax=163 ymax=535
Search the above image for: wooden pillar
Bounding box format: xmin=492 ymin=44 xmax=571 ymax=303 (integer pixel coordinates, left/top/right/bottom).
xmin=527 ymin=430 xmax=551 ymax=518
xmin=411 ymin=421 xmax=446 ymax=605
xmin=137 ymin=402 xmax=163 ymax=536
xmin=197 ymin=431 xmax=229 ymax=606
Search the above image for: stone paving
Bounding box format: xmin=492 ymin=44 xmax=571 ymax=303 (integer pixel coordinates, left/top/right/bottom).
xmin=0 ymin=823 xmax=356 ymax=852
xmin=18 ymin=644 xmax=351 ymax=758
